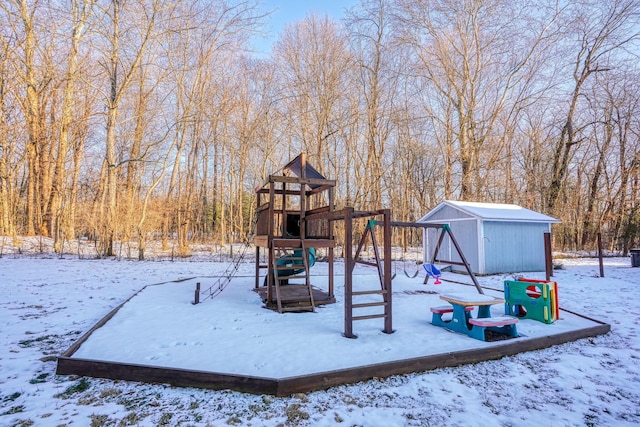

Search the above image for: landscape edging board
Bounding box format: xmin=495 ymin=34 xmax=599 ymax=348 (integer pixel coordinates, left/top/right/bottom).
xmin=274 ymin=322 xmax=610 ymax=396
xmin=57 ymin=311 xmax=610 ymax=396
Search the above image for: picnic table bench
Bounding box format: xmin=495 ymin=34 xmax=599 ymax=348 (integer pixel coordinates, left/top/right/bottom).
xmin=430 ymin=293 xmax=518 ymax=341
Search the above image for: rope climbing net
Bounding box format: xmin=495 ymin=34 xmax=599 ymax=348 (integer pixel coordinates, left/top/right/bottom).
xmin=194 ymin=218 xmax=257 ymax=304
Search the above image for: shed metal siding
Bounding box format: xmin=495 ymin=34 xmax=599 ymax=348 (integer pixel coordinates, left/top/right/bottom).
xmin=482 ymin=221 xmax=549 ymax=274
xmin=423 ymin=227 xmax=450 ymax=264
xmin=424 ymin=219 xmax=480 ymax=273
xmin=448 ymin=219 xmax=480 ymax=273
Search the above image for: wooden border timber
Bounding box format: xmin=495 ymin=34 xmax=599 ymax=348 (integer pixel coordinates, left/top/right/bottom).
xmin=277 ymin=321 xmax=610 ymax=396
xmin=56 ymin=357 xmax=279 ymax=395
xmin=57 ymin=309 xmax=610 ymax=397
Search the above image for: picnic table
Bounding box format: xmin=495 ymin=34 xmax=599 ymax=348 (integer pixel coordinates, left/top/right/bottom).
xmin=430 ymin=293 xmax=518 ymax=341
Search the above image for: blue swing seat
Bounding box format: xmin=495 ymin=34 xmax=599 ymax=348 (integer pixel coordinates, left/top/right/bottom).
xmin=423 ymin=263 xmax=441 ymax=277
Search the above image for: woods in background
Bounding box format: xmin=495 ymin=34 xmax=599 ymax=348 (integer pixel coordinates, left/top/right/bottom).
xmin=1 ymin=0 xmax=639 ymax=257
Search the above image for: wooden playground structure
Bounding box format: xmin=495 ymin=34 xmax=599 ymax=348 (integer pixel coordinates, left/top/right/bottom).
xmin=254 ymin=153 xmax=393 ymax=337
xmin=253 ymin=153 xmax=482 ymax=338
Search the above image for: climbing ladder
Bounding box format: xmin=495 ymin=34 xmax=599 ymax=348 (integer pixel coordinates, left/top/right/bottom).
xmin=270 ymin=239 xmax=315 ymax=313
xmin=343 ymin=209 xmax=393 ymax=338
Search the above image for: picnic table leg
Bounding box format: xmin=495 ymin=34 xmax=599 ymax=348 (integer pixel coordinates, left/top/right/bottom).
xmin=469 ymin=324 xmax=487 ymax=341
xmin=478 ymin=305 xmax=492 ymax=318
xmin=431 ymin=312 xmax=445 ymax=326
xmin=471 ymin=305 xmax=490 ymax=340
xmin=450 ymin=304 xmax=472 ymax=333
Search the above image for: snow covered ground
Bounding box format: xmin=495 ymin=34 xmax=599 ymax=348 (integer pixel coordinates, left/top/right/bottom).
xmin=1 ymin=244 xmax=639 ymax=426
xmin=70 ymin=275 xmax=601 ymax=380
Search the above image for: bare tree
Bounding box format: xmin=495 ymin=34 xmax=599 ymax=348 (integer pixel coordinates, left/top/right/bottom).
xmin=546 ymin=0 xmax=640 ymax=212
xmin=93 ymin=0 xmax=172 ymax=256
xmin=346 ymin=0 xmax=401 ymax=210
xmin=46 ymin=0 xmax=95 ymax=252
xmin=273 ymin=14 xmax=353 ymax=176
xmin=395 ymin=0 xmax=561 ymax=200
xmin=588 ymin=71 xmax=640 ymax=252
xmin=2 ymin=0 xmax=639 ymax=257
xmin=0 ymin=31 xmax=19 ymax=243
xmin=160 ymin=0 xmax=262 ymax=253
xmin=4 ymin=0 xmax=48 ymax=235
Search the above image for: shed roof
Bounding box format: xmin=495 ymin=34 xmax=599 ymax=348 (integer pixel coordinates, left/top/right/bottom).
xmin=421 ymin=200 xmax=560 ymax=223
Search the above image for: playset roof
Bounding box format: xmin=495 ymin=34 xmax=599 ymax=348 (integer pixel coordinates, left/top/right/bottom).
xmin=282 ymin=154 xmax=326 ymax=188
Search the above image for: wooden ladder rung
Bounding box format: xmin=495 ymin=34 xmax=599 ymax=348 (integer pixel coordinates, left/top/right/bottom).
xmin=352 ymin=289 xmax=387 ymax=296
xmin=276 ymin=259 xmax=304 ymax=263
xmin=352 ymin=301 xmax=387 ymax=309
xmin=353 ymin=313 xmax=387 ymax=321
xmin=276 ymin=255 xmax=304 ymax=261
xmin=276 ymin=265 xmax=305 ymax=271
xmin=277 ymin=284 xmax=310 ymax=291
xmin=270 ymin=297 xmax=314 ymax=304
xmin=278 ymin=275 xmax=307 ymax=281
xmin=281 ymin=305 xmax=314 ymax=312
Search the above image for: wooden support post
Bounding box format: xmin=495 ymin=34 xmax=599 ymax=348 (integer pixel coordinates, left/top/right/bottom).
xmin=544 ymin=232 xmax=553 ymax=281
xmin=344 ymin=208 xmax=355 ymax=338
xmin=431 ymin=226 xmax=447 ymax=264
xmin=255 ymin=246 xmax=260 ymax=289
xmin=281 ymin=182 xmax=287 ymax=237
xmin=300 ymin=153 xmax=306 ymax=239
xmin=267 ymin=180 xmax=275 ymax=302
xmin=353 ymin=224 xmax=373 ymax=274
xmin=328 ymin=187 xmax=334 ymax=299
xmin=255 ymin=191 xmax=261 ymax=289
xmin=194 ymin=282 xmax=200 ymax=305
xmin=597 ymin=232 xmax=604 ymax=278
xmin=383 ymin=209 xmax=393 ymax=334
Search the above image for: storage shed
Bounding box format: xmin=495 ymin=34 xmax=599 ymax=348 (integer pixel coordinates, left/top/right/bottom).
xmin=418 ymin=201 xmax=560 ymax=275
